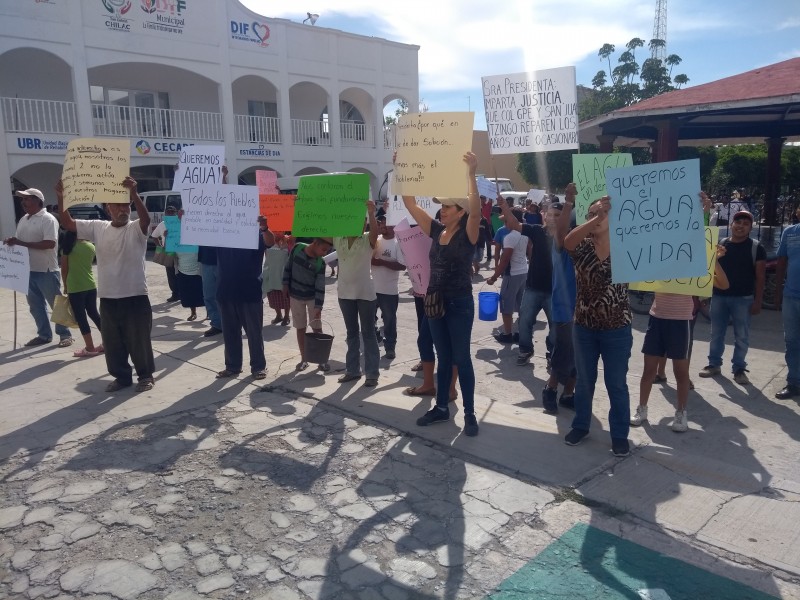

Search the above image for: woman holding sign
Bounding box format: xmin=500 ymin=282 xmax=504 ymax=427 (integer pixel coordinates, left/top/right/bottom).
xmin=563 ymin=196 xmax=633 ymax=457
xmin=401 ymin=152 xmax=482 ymax=437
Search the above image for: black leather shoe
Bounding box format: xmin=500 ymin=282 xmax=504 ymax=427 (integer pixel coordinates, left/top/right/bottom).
xmin=776 ymin=385 xmax=800 ymax=400
xmin=203 ymin=327 xmax=222 ymax=337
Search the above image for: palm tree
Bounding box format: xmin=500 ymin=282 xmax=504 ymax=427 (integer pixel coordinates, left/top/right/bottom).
xmin=648 ymin=38 xmax=666 ymax=58
xmin=673 ymin=74 xmax=690 ymax=89
xmin=665 ymin=54 xmax=682 ymax=77
xmin=598 ymin=43 xmax=616 ymax=85
xmin=626 ymin=37 xmax=645 ymax=64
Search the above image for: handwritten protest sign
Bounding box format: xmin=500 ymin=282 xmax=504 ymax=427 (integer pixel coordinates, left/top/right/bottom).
xmin=527 ymin=189 xmax=546 ymax=203
xmin=256 ymin=170 xmax=278 ymax=195
xmin=630 ymin=227 xmax=719 ymax=297
xmin=394 ymin=218 xmax=432 ymax=295
xmin=393 ymin=112 xmax=474 ymax=198
xmin=61 ymin=138 xmax=130 ymax=207
xmin=385 ymin=196 xmax=437 ymax=226
xmin=180 ymin=184 xmax=259 ymax=249
xmin=259 ymin=195 xmax=295 ymax=232
xmin=173 ymin=145 xmax=224 ymax=191
xmin=0 ymin=244 xmax=29 ymax=294
xmin=491 ymin=213 xmax=504 ymax=234
xmin=573 ymin=153 xmax=633 ymax=223
xmin=476 ymin=177 xmax=498 ymax=199
xmin=482 ymin=66 xmax=578 ymax=154
xmin=163 ymin=215 xmax=198 ymax=253
xmin=293 ymin=173 xmax=370 ymax=237
xmin=606 ymin=159 xmax=706 ymax=283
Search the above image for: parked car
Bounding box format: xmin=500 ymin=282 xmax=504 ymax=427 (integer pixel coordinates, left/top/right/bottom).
xmin=66 ymin=204 xmax=110 ymax=221
xmin=130 ymin=190 xmax=182 ymax=238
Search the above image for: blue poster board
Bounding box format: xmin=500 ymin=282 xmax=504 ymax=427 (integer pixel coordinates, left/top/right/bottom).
xmin=163 ymin=215 xmax=199 ymax=254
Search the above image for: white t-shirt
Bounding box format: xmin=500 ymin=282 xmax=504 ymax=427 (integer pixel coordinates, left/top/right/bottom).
xmin=76 ymin=219 xmax=148 ymax=298
xmin=334 ymin=233 xmax=376 ymax=301
xmin=503 ymin=229 xmax=529 ymax=276
xmin=372 ymin=235 xmax=405 ymax=296
xmin=15 ymin=209 xmax=59 ymax=272
xmin=151 ymin=221 xmax=167 ymax=244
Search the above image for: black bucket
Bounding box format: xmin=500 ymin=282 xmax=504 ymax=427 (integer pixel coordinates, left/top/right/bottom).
xmin=305 ymin=331 xmax=334 ymax=364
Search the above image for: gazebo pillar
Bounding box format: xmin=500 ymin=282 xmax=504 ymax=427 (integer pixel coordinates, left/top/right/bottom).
xmin=762 ymin=136 xmax=785 ymax=225
xmin=597 ymin=134 xmax=616 ymax=153
xmin=653 ymin=120 xmax=679 ymax=162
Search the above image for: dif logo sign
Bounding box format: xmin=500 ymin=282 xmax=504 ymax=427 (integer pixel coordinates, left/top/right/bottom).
xmin=141 ymin=0 xmax=186 ymax=14
xmin=231 ymin=21 xmax=270 ymax=47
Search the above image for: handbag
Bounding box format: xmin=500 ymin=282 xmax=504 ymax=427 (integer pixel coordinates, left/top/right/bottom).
xmin=153 ymin=245 xmax=175 ymax=268
xmin=51 ymin=294 xmax=79 ymax=329
xmin=423 ymin=291 xmax=446 ymax=319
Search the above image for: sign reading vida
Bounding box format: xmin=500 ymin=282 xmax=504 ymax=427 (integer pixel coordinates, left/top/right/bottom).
xmin=482 ymin=66 xmax=578 ymax=154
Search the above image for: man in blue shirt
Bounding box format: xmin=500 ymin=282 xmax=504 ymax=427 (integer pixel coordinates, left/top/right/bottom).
xmin=776 ymin=205 xmax=800 ymax=398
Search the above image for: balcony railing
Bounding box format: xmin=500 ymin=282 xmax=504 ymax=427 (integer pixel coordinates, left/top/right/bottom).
xmin=92 ymin=104 xmax=223 ymax=140
xmin=234 ymin=114 xmax=281 ymax=144
xmin=291 ymin=118 xmax=331 ymax=146
xmin=1 ymin=97 xmax=78 ymax=134
xmin=383 ymin=125 xmax=396 ymax=150
xmin=340 ymin=121 xmax=375 ymax=148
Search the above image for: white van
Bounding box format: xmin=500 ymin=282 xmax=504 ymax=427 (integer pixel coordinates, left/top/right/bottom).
xmin=131 ymin=190 xmax=183 ymax=237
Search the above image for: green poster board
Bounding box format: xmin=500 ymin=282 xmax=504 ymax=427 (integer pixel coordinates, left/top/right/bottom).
xmin=292 ymin=173 xmax=370 ymax=237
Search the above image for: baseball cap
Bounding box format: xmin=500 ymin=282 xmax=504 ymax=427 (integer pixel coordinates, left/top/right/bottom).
xmin=432 ymin=197 xmax=470 ymax=213
xmin=15 ymin=188 xmax=45 ymax=202
xmin=732 ymin=210 xmax=753 ymax=222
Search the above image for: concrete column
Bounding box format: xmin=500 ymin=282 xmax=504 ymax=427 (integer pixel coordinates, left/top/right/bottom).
xmin=597 ymin=134 xmax=616 ymax=153
xmin=653 ymin=120 xmax=679 ymax=163
xmin=216 ymin=1 xmax=237 ymax=180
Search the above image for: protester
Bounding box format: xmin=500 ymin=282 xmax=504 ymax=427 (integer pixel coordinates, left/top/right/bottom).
xmin=524 ymin=201 xmax=543 ymax=226
xmin=473 ymin=214 xmax=491 ymax=275
xmin=283 ymin=236 xmax=332 ymax=371
xmin=4 ymin=188 xmax=73 ymax=347
xmin=214 ymin=216 xmax=272 ymax=381
xmin=775 ymin=204 xmax=800 ymax=399
xmin=372 ymin=215 xmax=406 ymax=359
xmin=488 ymin=208 xmax=529 ymax=344
xmin=263 ymin=234 xmax=291 ymax=326
xmin=333 ymin=201 xmax=380 ymax=386
xmin=57 ymin=177 xmax=156 ymax=392
xmin=401 ymin=152 xmax=481 ymax=437
xmin=700 ymin=210 xmax=766 ymax=385
xmin=480 ymin=195 xmax=494 ymax=262
xmin=197 ymin=244 xmax=222 ymax=336
xmin=563 ymin=196 xmax=633 ymax=457
xmin=175 ymin=245 xmax=203 ymax=322
xmin=60 ymin=230 xmax=102 ymax=357
xmin=149 ymin=206 xmax=180 ymax=303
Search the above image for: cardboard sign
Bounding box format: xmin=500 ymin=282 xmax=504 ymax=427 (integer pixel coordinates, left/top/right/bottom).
xmin=630 ymin=227 xmax=719 ymax=297
xmin=476 ymin=177 xmax=498 ymax=200
xmin=292 ymin=173 xmax=370 ymax=237
xmin=61 ymin=138 xmax=130 ymax=207
xmin=482 ymin=66 xmax=578 ymax=154
xmin=573 ymin=153 xmax=633 ymax=223
xmin=163 ymin=215 xmax=199 ymax=253
xmin=394 ymin=218 xmax=432 ymax=295
xmin=393 ymin=112 xmax=475 ymax=198
xmin=180 ymin=184 xmax=260 ymax=249
xmin=0 ymin=244 xmax=29 ymax=294
xmin=255 ymin=170 xmax=278 ymax=195
xmin=527 ymin=189 xmax=546 ymax=203
xmin=173 ymin=145 xmax=224 ymax=191
xmin=606 ymin=159 xmax=706 ymax=283
xmin=260 ymin=194 xmax=295 ymax=232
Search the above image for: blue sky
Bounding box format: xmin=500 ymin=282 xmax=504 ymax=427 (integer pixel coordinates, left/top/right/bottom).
xmin=241 ymin=0 xmax=800 ymax=129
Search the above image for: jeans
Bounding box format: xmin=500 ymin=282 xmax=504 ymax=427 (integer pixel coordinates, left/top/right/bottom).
xmin=784 ymin=295 xmax=800 ymax=386
xmin=376 ymin=293 xmax=399 ymax=351
xmin=27 ymin=270 xmax=71 ymax=341
xmin=201 ymin=263 xmax=222 ymax=330
xmin=517 ymin=287 xmax=553 ymax=355
xmin=414 ymin=296 xmax=435 ymax=362
xmin=100 ymin=295 xmax=155 ymax=384
xmin=427 ymin=295 xmax=475 ymax=414
xmin=572 ymin=323 xmax=632 ymax=440
xmin=708 ymin=295 xmax=753 ymax=372
xmin=217 ymin=298 xmax=265 ymax=373
xmin=339 ymin=298 xmax=380 ymax=378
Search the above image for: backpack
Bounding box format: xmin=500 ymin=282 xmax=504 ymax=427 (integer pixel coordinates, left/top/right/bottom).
xmin=720 ymin=236 xmax=758 ymax=265
xmin=291 ymin=243 xmax=325 ymax=274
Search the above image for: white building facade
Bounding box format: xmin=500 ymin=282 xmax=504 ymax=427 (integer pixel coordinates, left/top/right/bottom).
xmin=0 ymin=0 xmax=419 ymax=236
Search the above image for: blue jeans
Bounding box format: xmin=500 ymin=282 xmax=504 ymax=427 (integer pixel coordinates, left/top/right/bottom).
xmin=201 ymin=263 xmax=222 ymax=330
xmin=376 ymin=293 xmax=399 ymax=351
xmin=27 ymin=271 xmax=70 ymax=341
xmin=339 ymin=298 xmax=380 ymax=379
xmin=572 ymin=323 xmax=632 ymax=440
xmin=518 ymin=287 xmax=553 ymax=355
xmin=708 ymin=295 xmax=753 ymax=372
xmin=784 ymin=295 xmax=800 ymax=386
xmin=414 ymin=296 xmax=435 ymax=362
xmin=427 ymin=295 xmax=475 ymax=414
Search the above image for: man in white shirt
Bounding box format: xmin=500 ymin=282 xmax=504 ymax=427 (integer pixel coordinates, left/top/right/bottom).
xmin=372 ymin=215 xmax=406 ymax=359
xmin=4 ymin=188 xmax=73 ymax=347
xmin=488 ymin=209 xmax=530 ymax=343
xmin=57 ymin=176 xmax=156 ymax=393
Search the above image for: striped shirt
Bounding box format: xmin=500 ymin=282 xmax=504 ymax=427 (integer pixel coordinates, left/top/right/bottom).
xmin=283 ymin=243 xmax=326 ymax=307
xmin=650 ymin=292 xmax=694 ymax=320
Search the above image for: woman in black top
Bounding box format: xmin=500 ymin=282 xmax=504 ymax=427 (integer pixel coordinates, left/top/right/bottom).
xmin=401 ymin=152 xmax=482 ymax=436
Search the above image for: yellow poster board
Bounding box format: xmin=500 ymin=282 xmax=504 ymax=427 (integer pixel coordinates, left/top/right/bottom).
xmin=629 ymin=227 xmax=719 ymax=297
xmin=61 ymin=138 xmax=130 ymax=207
xmin=392 ymin=112 xmax=474 ymax=198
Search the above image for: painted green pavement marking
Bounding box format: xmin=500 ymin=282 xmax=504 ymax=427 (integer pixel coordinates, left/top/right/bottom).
xmin=488 ymin=523 xmax=776 ymax=600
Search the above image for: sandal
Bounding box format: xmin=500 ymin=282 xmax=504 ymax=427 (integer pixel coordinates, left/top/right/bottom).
xmin=57 ymin=338 xmax=74 ymax=348
xmin=403 ymin=386 xmax=436 ymax=397
xmin=95 ymin=344 xmax=104 ymax=353
xmin=135 ymin=378 xmax=155 ymax=392
xmin=105 ymin=380 xmax=132 ymax=392
xmin=410 ymin=362 xmax=423 ymax=372
xmin=252 ymin=370 xmax=267 ymax=380
xmin=271 ymin=316 xmax=283 ymax=324
xmin=281 ymin=317 xmax=290 ymax=326
xmin=653 ymin=374 xmax=668 ymax=384
xmin=296 ymin=361 xmax=309 ymax=371
xmin=216 ymin=369 xmax=240 ymax=379
xmin=188 ymin=313 xmax=197 ymax=321
xmin=74 ymin=348 xmax=100 ymax=358
xmin=319 ymin=363 xmax=331 ymax=372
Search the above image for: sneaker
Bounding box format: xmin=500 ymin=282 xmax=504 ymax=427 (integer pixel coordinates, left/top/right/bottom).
xmin=564 ymin=428 xmax=589 ymax=446
xmin=776 ymin=384 xmax=800 ymax=400
xmin=671 ymin=409 xmax=688 ymax=433
xmin=541 ymin=386 xmax=558 ymax=414
xmin=558 ymin=394 xmax=575 ymax=410
xmin=494 ymin=333 xmax=514 ymax=344
xmin=630 ymin=405 xmax=648 ymax=427
xmin=733 ymin=369 xmax=750 ymax=385
xmin=416 ymin=406 xmax=450 ymax=427
xmin=611 ymin=438 xmax=630 ymax=457
xmin=698 ymin=365 xmax=721 ymax=378
xmin=463 ymin=414 xmax=479 ymax=437
xmin=516 ymin=350 xmax=534 ymax=366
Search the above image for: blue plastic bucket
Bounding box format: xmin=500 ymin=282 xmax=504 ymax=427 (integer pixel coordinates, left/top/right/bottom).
xmin=478 ymin=291 xmax=500 ymax=321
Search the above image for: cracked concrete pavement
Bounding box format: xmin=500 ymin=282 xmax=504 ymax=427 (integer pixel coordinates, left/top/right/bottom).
xmin=1 ymin=259 xmax=800 ymax=599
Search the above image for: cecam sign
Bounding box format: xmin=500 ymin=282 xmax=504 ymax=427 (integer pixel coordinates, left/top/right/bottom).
xmin=134 ymin=139 xmax=195 ymax=155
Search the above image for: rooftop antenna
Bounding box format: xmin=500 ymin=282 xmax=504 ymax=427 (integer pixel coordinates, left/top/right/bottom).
xmin=651 ymin=0 xmax=667 ymax=60
xmin=303 ymin=12 xmax=319 ymax=25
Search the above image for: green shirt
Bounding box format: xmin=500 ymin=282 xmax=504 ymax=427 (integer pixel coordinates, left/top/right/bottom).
xmin=66 ymin=240 xmax=97 ymax=293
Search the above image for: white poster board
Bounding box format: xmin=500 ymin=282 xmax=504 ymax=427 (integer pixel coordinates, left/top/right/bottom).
xmin=527 ymin=189 xmax=546 ymax=203
xmin=173 ymin=145 xmax=225 ymax=191
xmin=482 ymin=66 xmax=578 ymax=154
xmin=385 ymin=181 xmax=438 ymax=226
xmin=180 ymin=184 xmax=260 ymax=249
xmin=0 ymin=245 xmax=30 ymax=293
xmin=476 ymin=177 xmax=498 ymax=199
